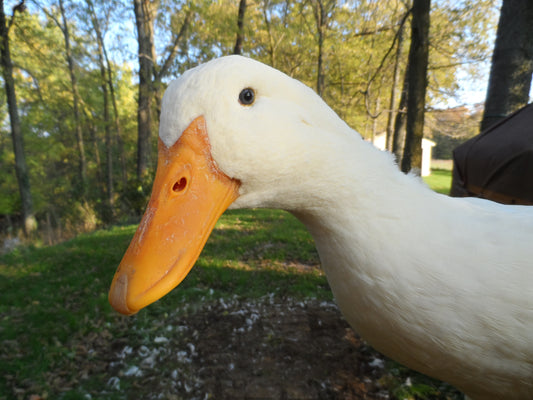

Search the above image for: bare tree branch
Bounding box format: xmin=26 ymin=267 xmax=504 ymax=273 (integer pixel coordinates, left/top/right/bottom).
xmin=155 ymin=10 xmax=191 ymax=83
xmin=363 ymin=8 xmax=411 ymax=119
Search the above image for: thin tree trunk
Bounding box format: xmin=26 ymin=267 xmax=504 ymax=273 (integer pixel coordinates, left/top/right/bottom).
xmin=312 ymin=0 xmax=326 ymax=96
xmin=135 ymin=1 xmax=190 ymax=180
xmin=401 ymin=0 xmax=430 ymax=175
xmin=0 ymin=0 xmax=36 ymax=235
xmin=100 ymin=44 xmax=113 ymax=211
xmin=233 ymin=0 xmax=246 ymax=55
xmin=45 ymin=212 xmax=53 ymax=245
xmin=480 ymin=0 xmax=533 ymax=131
xmin=102 ymin=32 xmax=127 ymax=187
xmin=262 ymin=0 xmax=286 ymax=68
xmin=371 ymin=97 xmax=380 ymax=144
xmin=386 ymin=20 xmax=404 ymax=152
xmin=311 ymin=0 xmax=336 ymax=97
xmin=392 ymin=65 xmax=408 ymax=163
xmin=58 ymin=0 xmax=87 ymax=196
xmin=109 ymin=64 xmax=128 ymax=188
xmin=317 ymin=27 xmax=324 ymax=96
xmin=262 ymin=0 xmax=275 ymax=66
xmin=134 ymin=0 xmax=158 ymax=179
xmin=89 ymin=122 xmax=102 ymax=185
xmin=133 ymin=0 xmax=189 ymax=180
xmin=87 ymin=0 xmax=114 ymax=215
xmin=90 ymin=0 xmax=127 ymax=187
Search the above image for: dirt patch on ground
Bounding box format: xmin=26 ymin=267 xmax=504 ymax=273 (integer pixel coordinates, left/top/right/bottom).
xmin=104 ymin=297 xmax=395 ymax=399
xmin=181 ymin=298 xmax=389 ymax=399
xmin=12 ymin=297 xmax=461 ymax=400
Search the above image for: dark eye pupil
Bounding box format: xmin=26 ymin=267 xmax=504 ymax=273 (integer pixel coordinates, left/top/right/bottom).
xmin=239 ymin=88 xmax=255 ymax=105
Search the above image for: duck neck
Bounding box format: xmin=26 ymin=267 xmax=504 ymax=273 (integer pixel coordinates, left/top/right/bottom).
xmin=289 ymin=132 xmax=439 ymax=331
xmin=291 ymin=133 xmax=430 ymax=238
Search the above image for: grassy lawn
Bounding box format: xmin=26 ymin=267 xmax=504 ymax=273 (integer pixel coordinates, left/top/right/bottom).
xmin=0 ymin=169 xmax=455 ymax=399
xmin=0 ymin=210 xmax=330 ymax=399
xmin=423 ymin=168 xmax=452 ymax=195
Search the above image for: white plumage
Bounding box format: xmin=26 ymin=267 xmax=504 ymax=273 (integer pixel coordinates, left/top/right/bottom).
xmin=159 ymin=55 xmax=533 ymax=399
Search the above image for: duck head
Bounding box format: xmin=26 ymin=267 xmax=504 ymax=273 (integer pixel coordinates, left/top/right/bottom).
xmin=109 ymin=55 xmax=355 ymax=315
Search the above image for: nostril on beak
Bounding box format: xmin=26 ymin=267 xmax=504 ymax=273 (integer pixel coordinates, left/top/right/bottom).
xmin=172 ymin=177 xmax=188 ymax=193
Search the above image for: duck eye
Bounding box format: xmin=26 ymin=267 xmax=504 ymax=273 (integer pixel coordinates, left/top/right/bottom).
xmin=238 ymin=88 xmax=255 ymax=105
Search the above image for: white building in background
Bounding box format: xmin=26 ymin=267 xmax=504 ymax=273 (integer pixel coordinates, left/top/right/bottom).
xmin=371 ymin=133 xmax=436 ymax=176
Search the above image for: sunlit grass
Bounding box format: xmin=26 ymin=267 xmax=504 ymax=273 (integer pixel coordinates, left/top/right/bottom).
xmin=423 ymin=168 xmax=452 ymax=195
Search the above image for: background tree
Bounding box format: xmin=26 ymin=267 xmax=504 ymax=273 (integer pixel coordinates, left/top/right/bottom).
xmin=385 ymin=11 xmax=406 ymax=152
xmin=133 ymin=0 xmax=157 ymax=180
xmin=134 ymin=0 xmax=190 ymax=179
xmin=0 ymin=0 xmax=36 ymax=235
xmin=56 ymin=0 xmax=88 ymax=197
xmin=6 ymin=1 xmax=138 ymax=237
xmin=480 ymin=0 xmax=533 ymax=131
xmin=86 ymin=0 xmax=114 ymax=217
xmin=310 ymin=0 xmax=335 ymax=97
xmin=401 ymin=0 xmax=430 ymax=174
xmin=33 ymin=0 xmax=88 ymax=199
xmin=233 ymin=0 xmax=247 ymax=55
xmin=392 ymin=57 xmax=409 ymax=162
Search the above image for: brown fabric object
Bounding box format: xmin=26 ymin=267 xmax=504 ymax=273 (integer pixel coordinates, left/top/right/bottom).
xmin=451 ymin=103 xmax=533 ymax=205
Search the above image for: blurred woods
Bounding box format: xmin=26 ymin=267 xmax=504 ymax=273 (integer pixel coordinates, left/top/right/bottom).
xmin=0 ymin=0 xmax=498 ymax=242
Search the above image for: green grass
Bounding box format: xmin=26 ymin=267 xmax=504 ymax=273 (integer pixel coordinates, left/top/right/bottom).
xmin=169 ymin=208 xmax=329 ymax=301
xmin=0 ymin=210 xmax=330 ymax=399
xmin=0 ymin=174 xmax=455 ymax=399
xmin=0 ymin=226 xmax=133 ymax=399
xmin=423 ymin=168 xmax=452 ymax=195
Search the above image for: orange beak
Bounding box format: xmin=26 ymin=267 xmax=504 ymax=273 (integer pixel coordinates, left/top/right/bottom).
xmin=108 ymin=116 xmax=240 ymax=315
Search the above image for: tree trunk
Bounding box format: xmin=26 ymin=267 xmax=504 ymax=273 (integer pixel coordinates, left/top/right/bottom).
xmin=233 ymin=0 xmax=246 ymax=55
xmin=134 ymin=0 xmax=158 ymax=179
xmin=316 ymin=25 xmax=324 ymax=96
xmin=312 ymin=0 xmax=327 ymax=97
xmin=100 ymin=45 xmax=113 ymax=212
xmin=262 ymin=0 xmax=275 ymax=67
xmin=90 ymin=0 xmax=127 ymax=187
xmin=480 ymin=0 xmax=533 ymax=131
xmin=371 ymin=97 xmax=380 ymax=144
xmin=59 ymin=0 xmax=87 ymax=196
xmin=133 ymin=1 xmax=189 ymax=179
xmin=0 ymin=0 xmax=36 ymax=235
xmin=109 ymin=64 xmax=128 ymax=188
xmin=401 ymin=0 xmax=430 ymax=175
xmin=262 ymin=0 xmax=289 ymax=69
xmin=87 ymin=0 xmax=114 ymax=216
xmin=89 ymin=122 xmax=102 ymax=186
xmin=311 ymin=0 xmax=336 ymax=97
xmin=386 ymin=19 xmax=405 ymax=152
xmin=102 ymin=30 xmax=127 ymax=188
xmin=392 ymin=65 xmax=409 ymax=163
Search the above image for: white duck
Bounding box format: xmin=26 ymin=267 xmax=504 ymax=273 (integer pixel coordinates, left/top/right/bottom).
xmin=109 ymin=56 xmax=533 ymax=400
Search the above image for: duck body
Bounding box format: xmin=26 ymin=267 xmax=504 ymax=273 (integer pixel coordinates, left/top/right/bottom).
xmin=289 ymin=136 xmax=533 ymax=399
xmin=110 ymin=56 xmax=533 ymax=399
